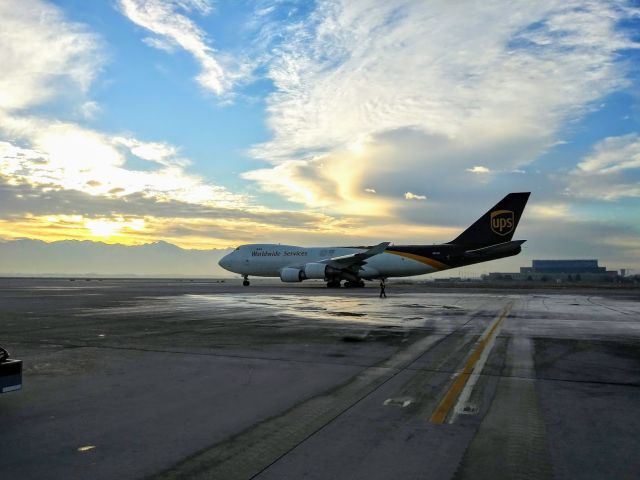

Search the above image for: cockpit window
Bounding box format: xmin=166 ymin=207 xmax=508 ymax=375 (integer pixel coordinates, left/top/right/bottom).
xmin=234 ymin=247 xmax=240 ymax=251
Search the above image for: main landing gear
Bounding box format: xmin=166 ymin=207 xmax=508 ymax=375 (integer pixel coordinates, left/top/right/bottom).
xmin=243 ymin=275 xmax=250 ymax=287
xmin=327 ymin=279 xmax=365 ymax=288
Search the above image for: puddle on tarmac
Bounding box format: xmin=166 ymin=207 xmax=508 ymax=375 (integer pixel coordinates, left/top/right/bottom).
xmin=79 ymin=293 xmax=468 ymax=330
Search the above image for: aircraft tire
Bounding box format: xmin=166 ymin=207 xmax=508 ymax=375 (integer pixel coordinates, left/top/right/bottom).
xmin=243 ymin=280 xmax=250 ymax=286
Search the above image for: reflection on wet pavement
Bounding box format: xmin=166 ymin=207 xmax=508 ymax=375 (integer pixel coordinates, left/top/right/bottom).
xmin=81 ymin=293 xmax=479 ymax=331
xmin=3 ymin=279 xmax=640 ymax=480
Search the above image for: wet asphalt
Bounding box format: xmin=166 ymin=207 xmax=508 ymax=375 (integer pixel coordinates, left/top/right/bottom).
xmin=0 ymin=278 xmax=639 ymax=480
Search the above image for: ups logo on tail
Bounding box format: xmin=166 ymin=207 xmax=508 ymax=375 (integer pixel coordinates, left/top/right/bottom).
xmin=490 ymin=210 xmax=514 ymax=236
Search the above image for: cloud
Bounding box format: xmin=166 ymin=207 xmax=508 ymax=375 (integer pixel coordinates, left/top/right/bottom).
xmin=466 ymin=166 xmax=491 ymax=174
xmin=77 ymin=101 xmax=102 ymax=120
xmin=245 ymin=0 xmax=638 ymax=218
xmin=404 ymin=192 xmax=426 ymax=201
xmin=567 ymin=133 xmax=640 ymax=199
xmin=142 ymin=36 xmax=177 ymax=53
xmin=0 ymin=1 xmax=248 ymax=217
xmin=0 ymin=1 xmax=355 ymax=250
xmin=0 ymin=127 xmax=246 ymax=209
xmin=0 ymin=0 xmax=103 ymax=111
xmin=528 ymin=203 xmax=572 ymax=220
xmin=518 ymin=215 xmax=640 ymax=269
xmin=0 ymin=176 xmax=334 ymax=226
xmin=118 ymin=0 xmax=243 ymax=96
xmin=241 ymin=146 xmax=394 ymax=217
xmin=1 ymin=0 xmax=639 ymax=268
xmin=113 ymin=137 xmax=188 ymax=167
xmin=0 ymin=173 xmax=369 ymax=249
xmin=576 ymin=133 xmax=640 ymax=174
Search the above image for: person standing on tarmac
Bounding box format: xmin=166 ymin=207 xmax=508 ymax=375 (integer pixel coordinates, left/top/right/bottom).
xmin=379 ymin=279 xmax=387 ymax=298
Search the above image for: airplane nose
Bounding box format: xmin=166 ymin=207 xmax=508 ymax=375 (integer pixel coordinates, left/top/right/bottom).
xmin=218 ymin=255 xmax=229 ymax=269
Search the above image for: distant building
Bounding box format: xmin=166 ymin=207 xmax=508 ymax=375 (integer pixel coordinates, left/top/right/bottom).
xmin=521 ymin=259 xmax=605 ymax=274
xmin=484 ymin=259 xmax=619 ymax=283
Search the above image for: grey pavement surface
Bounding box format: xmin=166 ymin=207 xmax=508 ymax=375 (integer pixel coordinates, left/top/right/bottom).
xmin=0 ymin=278 xmax=639 ymax=479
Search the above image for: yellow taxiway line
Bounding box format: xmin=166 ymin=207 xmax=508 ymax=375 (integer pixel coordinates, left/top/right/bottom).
xmin=430 ymin=301 xmax=513 ymax=424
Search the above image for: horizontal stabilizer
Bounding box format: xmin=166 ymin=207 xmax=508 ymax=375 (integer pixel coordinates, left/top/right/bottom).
xmin=464 ymin=240 xmax=526 ymax=258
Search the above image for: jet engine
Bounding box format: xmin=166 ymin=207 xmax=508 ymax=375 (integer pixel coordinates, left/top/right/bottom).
xmin=303 ymin=263 xmax=329 ymax=279
xmin=280 ymin=267 xmax=305 ymax=282
xmin=281 ymin=263 xmax=340 ymax=282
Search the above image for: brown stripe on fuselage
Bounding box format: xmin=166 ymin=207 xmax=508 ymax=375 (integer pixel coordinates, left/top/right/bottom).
xmin=386 ymin=250 xmax=450 ymax=270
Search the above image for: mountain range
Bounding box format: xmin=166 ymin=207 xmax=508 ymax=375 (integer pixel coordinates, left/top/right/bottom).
xmin=0 ymin=239 xmax=232 ymax=277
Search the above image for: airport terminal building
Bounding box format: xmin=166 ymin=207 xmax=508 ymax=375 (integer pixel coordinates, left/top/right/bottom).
xmin=484 ymin=259 xmax=620 ymax=283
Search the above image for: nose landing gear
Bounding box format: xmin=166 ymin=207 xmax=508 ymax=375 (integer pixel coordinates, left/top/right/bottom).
xmin=243 ymin=275 xmax=250 ymax=287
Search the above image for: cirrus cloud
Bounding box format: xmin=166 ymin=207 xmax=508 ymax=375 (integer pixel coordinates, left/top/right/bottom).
xmin=118 ymin=0 xmax=247 ymax=96
xmin=0 ymin=0 xmax=359 ymax=249
xmin=567 ymin=133 xmax=640 ymax=200
xmin=0 ymin=0 xmax=103 ymax=111
xmin=245 ymin=0 xmax=638 ymax=218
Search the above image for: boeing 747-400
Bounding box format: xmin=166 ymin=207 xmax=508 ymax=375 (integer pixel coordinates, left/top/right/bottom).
xmin=218 ymin=192 xmax=530 ymax=287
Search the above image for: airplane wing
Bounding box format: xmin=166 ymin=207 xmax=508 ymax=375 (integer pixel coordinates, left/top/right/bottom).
xmin=322 ymin=242 xmax=390 ymax=269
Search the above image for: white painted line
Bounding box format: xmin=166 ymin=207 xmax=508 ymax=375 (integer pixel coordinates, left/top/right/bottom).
xmin=2 ymin=384 xmax=22 ymax=393
xmin=384 ymin=397 xmax=413 ymax=408
xmin=449 ymin=309 xmax=508 ymax=423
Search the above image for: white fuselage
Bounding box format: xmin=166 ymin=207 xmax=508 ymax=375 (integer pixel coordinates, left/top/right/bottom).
xmin=218 ymin=244 xmax=439 ymax=279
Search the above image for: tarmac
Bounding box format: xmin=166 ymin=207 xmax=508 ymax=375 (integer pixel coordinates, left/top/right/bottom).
xmin=1 ymin=278 xmax=639 ymax=480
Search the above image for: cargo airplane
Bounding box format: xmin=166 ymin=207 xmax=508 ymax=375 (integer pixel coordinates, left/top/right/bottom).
xmin=218 ymin=192 xmax=530 ymax=287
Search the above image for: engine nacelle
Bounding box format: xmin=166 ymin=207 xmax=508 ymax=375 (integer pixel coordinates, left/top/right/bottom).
xmin=303 ymin=263 xmax=328 ymax=280
xmin=280 ymin=267 xmax=305 ymax=282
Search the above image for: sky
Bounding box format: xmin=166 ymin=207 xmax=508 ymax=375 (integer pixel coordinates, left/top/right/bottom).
xmin=0 ymin=0 xmax=639 ymax=275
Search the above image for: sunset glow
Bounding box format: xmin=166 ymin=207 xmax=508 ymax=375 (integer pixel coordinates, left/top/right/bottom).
xmin=0 ymin=0 xmax=638 ymax=274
